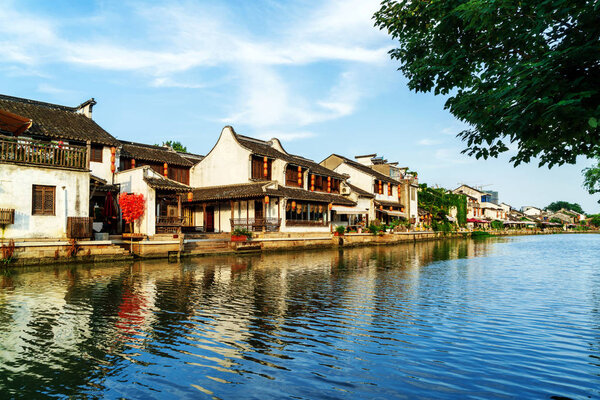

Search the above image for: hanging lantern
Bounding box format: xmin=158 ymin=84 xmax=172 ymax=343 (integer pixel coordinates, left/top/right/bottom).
xmin=380 ymin=205 xmax=383 ymax=210
xmin=110 ymin=147 xmax=116 ymax=173
xmin=263 ymin=157 xmax=268 ymax=177
xmin=131 ymin=159 xmax=135 ymax=168
xmin=388 ymin=183 xmax=391 ymax=195
xmin=328 ymin=203 xmax=333 ymax=210
xmin=163 ymin=163 xmax=168 ymax=177
xmin=297 ymin=166 xmax=302 ymax=186
xmin=401 ymin=207 xmax=404 ymax=212
xmin=291 ymin=201 xmax=296 ymax=208
xmin=264 ymin=195 xmax=269 ymax=204
xmin=297 ymin=203 xmax=302 ymax=213
xmin=319 ymin=205 xmax=323 ymax=213
xmin=187 ymin=191 xmax=193 ymax=202
xmin=390 ymin=206 xmax=393 ymax=211
xmin=327 ymin=176 xmax=331 ymax=193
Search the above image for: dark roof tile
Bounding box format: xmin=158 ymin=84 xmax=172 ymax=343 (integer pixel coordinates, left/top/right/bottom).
xmin=120 ymin=141 xmax=193 ymax=167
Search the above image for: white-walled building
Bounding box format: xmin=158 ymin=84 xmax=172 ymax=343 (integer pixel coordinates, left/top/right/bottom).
xmin=320 ymin=153 xmax=416 ymax=226
xmin=186 ymin=126 xmax=355 ymax=233
xmin=0 ymin=94 xmax=120 ymax=239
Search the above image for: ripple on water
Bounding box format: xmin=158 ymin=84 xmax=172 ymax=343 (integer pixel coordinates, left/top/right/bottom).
xmin=0 ymin=234 xmax=600 ymax=399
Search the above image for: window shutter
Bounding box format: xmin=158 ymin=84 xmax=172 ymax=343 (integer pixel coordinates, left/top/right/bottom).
xmin=32 ymin=187 xmax=43 ymax=214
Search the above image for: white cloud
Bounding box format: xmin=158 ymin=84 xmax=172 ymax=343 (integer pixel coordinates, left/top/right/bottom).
xmin=0 ymin=0 xmax=392 ymax=134
xmin=256 ymin=131 xmax=316 ymax=142
xmin=418 ymin=138 xmax=442 ymax=146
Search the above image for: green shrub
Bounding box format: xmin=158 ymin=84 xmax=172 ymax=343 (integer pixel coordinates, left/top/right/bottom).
xmin=490 ymin=220 xmax=504 ymax=230
xmin=232 ymin=228 xmax=252 ymax=239
xmin=335 ymin=225 xmax=346 ymax=235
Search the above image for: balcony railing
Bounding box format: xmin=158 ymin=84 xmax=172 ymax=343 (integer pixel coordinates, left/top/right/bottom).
xmin=0 ymin=135 xmax=88 ymax=170
xmin=231 ymin=218 xmax=281 ymax=232
xmin=156 ymin=216 xmax=184 ymax=234
xmin=285 ymin=219 xmax=327 ymax=227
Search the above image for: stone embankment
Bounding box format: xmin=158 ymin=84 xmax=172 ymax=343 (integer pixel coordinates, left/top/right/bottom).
xmin=3 ymin=228 xmax=597 ymax=267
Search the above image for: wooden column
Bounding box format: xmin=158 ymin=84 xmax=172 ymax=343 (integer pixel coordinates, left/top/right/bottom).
xmin=177 ymin=194 xmax=182 ymax=234
xmin=230 ymin=200 xmax=234 ymax=231
xmin=218 ymin=202 xmax=221 ymax=232
xmin=202 ymin=203 xmax=207 ymax=230
xmin=86 ymin=140 xmax=91 ymax=170
xmin=262 ymin=199 xmax=266 ymax=232
xmin=246 ymin=201 xmax=249 ymax=230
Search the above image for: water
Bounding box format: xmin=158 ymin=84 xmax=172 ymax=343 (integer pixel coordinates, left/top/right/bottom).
xmin=1 ymin=234 xmax=599 ymax=399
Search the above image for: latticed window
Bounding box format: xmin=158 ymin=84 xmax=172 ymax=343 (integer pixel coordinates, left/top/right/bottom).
xmin=32 ymin=185 xmax=55 ymax=215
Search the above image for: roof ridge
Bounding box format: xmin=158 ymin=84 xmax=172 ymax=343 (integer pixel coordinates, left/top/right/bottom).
xmin=0 ymin=93 xmax=77 ymax=112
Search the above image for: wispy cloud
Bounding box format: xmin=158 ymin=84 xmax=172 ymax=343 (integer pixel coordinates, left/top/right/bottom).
xmin=256 ymin=131 xmax=316 ymax=142
xmin=418 ymin=138 xmax=442 ymax=146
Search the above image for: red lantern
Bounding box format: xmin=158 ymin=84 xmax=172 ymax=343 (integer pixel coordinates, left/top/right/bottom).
xmin=327 ymin=176 xmax=331 ymax=193
xmin=328 ymin=203 xmax=333 ymax=210
xmin=379 ymin=181 xmax=383 ymax=195
xmin=388 ymin=183 xmax=391 ymax=195
xmin=291 ymin=201 xmax=296 ymax=208
xmin=110 ymin=147 xmax=116 ymax=173
xmin=264 ymin=195 xmax=269 ymax=204
xmin=263 ymin=157 xmax=268 ymax=177
xmin=187 ymin=191 xmax=193 ymax=202
xmin=310 ymin=174 xmax=315 ymax=191
xmin=131 ymin=159 xmax=135 ymax=168
xmin=297 ymin=166 xmax=302 ymax=186
xmin=163 ymin=163 xmax=168 ymax=177
xmin=390 ymin=206 xmax=393 ymax=211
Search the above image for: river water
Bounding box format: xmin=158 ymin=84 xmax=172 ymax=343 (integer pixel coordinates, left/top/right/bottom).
xmin=0 ymin=234 xmax=599 ymax=399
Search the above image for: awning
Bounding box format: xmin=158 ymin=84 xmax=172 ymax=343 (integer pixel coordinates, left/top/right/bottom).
xmin=331 ymin=205 xmax=368 ymax=215
xmin=467 ymin=218 xmax=489 ymax=223
xmin=0 ymin=109 xmax=32 ymax=135
xmin=378 ymin=209 xmax=407 ymax=217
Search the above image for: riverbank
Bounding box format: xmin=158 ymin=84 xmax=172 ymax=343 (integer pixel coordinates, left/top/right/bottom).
xmin=3 ymin=228 xmax=598 ymax=267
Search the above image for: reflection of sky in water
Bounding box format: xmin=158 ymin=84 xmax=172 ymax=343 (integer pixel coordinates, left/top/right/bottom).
xmin=0 ymin=234 xmax=599 ymax=399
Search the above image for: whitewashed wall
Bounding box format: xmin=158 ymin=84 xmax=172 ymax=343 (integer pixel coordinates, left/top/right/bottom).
xmin=89 ymin=146 xmax=118 ymax=182
xmin=114 ymin=167 xmax=156 ymax=235
xmin=190 ymin=126 xmax=252 ymax=187
xmin=0 ymin=164 xmax=89 ymax=239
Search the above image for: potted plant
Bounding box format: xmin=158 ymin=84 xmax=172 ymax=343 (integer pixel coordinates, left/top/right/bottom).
xmin=334 ymin=225 xmax=345 ymax=236
xmin=231 ymin=228 xmax=252 ymax=242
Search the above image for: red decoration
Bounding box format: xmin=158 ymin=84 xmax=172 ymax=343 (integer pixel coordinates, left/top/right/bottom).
xmin=118 ymin=193 xmax=146 ymax=233
xmin=131 ymin=159 xmax=136 ymax=168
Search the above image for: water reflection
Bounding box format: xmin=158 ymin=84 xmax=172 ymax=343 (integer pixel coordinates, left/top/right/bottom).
xmin=1 ymin=235 xmax=599 ymax=399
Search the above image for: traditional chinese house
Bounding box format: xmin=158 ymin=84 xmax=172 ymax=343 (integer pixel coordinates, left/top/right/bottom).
xmin=320 ymin=153 xmax=415 ymax=225
xmin=0 ymin=94 xmax=120 ymax=239
xmin=185 ymin=126 xmax=355 ymax=233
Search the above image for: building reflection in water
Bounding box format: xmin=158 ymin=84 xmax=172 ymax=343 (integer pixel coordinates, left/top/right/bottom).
xmin=0 ymin=238 xmax=502 ymax=398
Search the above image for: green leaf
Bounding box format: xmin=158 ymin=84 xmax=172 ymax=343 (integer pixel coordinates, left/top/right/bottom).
xmin=589 ymin=117 xmax=598 ymax=128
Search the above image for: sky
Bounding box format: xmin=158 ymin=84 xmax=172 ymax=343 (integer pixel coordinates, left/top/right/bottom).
xmin=1 ymin=0 xmax=598 ymax=213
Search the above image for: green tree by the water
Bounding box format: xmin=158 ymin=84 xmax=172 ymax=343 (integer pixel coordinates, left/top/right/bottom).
xmin=583 ymin=155 xmax=600 ymax=204
xmin=546 ymin=201 xmax=585 ymax=214
xmin=374 ymin=0 xmax=600 ymax=167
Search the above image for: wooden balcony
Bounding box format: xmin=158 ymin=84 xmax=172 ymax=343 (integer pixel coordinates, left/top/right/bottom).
xmin=231 ymin=218 xmax=281 ymax=232
xmin=0 ymin=135 xmax=88 ymax=170
xmin=0 ymin=208 xmax=15 ymax=225
xmin=156 ymin=216 xmax=184 ymax=234
xmin=285 ymin=219 xmax=327 ymax=227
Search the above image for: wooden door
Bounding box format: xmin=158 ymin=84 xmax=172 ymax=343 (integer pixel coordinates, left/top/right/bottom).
xmin=254 ymin=200 xmax=264 ymax=220
xmin=183 ymin=207 xmax=193 ymax=227
xmin=205 ymin=206 xmax=215 ymax=232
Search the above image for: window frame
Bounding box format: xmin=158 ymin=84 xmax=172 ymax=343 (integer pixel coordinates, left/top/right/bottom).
xmin=32 ymin=185 xmax=56 ymax=216
xmin=90 ymin=146 xmax=103 ymax=163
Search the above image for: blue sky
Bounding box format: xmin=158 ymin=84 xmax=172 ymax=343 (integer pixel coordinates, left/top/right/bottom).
xmin=1 ymin=0 xmax=598 ymax=213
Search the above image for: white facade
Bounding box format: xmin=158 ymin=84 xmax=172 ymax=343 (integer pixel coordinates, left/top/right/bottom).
xmin=0 ymin=164 xmax=89 ymax=239
xmin=522 ymin=206 xmax=543 ymax=216
xmin=114 ymin=167 xmax=157 ymax=236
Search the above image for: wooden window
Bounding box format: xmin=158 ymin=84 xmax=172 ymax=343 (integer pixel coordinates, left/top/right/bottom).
xmin=251 ymin=155 xmax=271 ymax=180
xmin=32 ymin=185 xmax=55 ymax=216
xmin=168 ymin=166 xmax=190 ymax=185
xmin=331 ymin=178 xmax=340 ymax=193
xmin=90 ymin=146 xmax=103 ymax=163
xmin=285 ymin=165 xmax=303 ymax=187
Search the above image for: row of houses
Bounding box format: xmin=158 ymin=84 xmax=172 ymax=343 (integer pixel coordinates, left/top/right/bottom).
xmin=0 ymin=94 xmax=420 ymax=239
xmin=451 ymin=184 xmax=587 ymax=228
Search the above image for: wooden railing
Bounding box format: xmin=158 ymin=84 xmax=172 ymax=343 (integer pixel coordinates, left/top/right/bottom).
xmin=0 ymin=209 xmax=15 ymax=225
xmin=156 ymin=216 xmax=184 ymax=234
xmin=285 ymin=219 xmax=327 ymax=227
xmin=231 ymin=218 xmax=281 ymax=232
xmin=0 ymin=135 xmax=88 ymax=170
xmin=67 ymin=217 xmax=93 ymax=239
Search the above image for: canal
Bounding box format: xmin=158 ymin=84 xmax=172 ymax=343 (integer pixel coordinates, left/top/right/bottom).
xmin=1 ymin=234 xmax=599 ymax=399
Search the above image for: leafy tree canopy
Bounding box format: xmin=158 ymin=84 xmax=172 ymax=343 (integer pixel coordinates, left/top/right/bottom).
xmin=374 ymin=0 xmax=600 ymax=167
xmin=546 ymin=201 xmax=584 ymax=214
xmin=583 ymin=155 xmax=600 ymax=203
xmin=156 ymin=140 xmax=187 ymax=153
